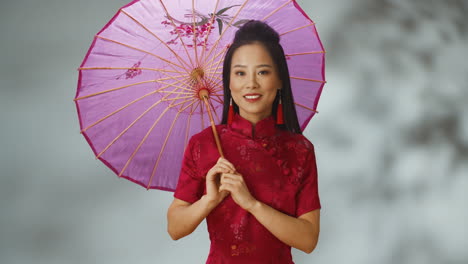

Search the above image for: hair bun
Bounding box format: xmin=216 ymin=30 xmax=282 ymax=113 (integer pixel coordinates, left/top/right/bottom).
xmin=233 ymin=20 xmax=280 ymax=44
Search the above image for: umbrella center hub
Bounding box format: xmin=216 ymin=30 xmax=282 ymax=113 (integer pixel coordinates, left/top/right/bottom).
xmin=191 ymin=67 xmax=205 ymax=82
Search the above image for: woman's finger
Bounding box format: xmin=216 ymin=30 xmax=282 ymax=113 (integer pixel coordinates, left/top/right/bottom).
xmin=217 ymin=157 xmax=236 ymax=172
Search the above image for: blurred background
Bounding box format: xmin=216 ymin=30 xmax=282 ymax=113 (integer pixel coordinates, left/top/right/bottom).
xmin=1 ymin=0 xmax=467 ymax=263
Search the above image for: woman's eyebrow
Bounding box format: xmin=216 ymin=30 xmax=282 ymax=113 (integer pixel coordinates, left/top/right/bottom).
xmin=232 ymin=64 xmax=273 ymax=68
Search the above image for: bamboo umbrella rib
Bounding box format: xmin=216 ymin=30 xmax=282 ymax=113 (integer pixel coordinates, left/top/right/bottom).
xmin=96 ymin=85 xmax=184 ymax=158
xmin=201 ymin=0 xmax=220 ymax=64
xmin=81 ymin=84 xmax=173 ymax=133
xmin=203 ymin=47 xmax=228 ymax=71
xmin=156 ymin=79 xmax=192 ymax=92
xmin=183 ymin=105 xmax=194 ymax=152
xmin=192 ymin=0 xmax=199 ymax=66
xmin=205 ymin=50 xmax=225 ymax=91
xmin=286 ymin=51 xmax=326 ymax=56
xmin=156 ymin=75 xmax=193 ymax=92
xmin=80 ymin=74 xmax=193 ymax=133
xmin=161 ymin=95 xmax=195 ymax=101
xmin=75 ymin=80 xmax=159 ymax=101
xmin=119 ymin=78 xmax=195 ymax=180
xmin=159 ymin=0 xmax=195 ymax=68
xmin=118 ymin=107 xmax=170 ymax=178
xmin=120 ymin=9 xmax=192 ymax=72
xmin=295 ymin=102 xmax=319 ymax=113
xmin=261 ymin=0 xmax=293 ymax=21
xmin=148 ymin=94 xmax=197 ymax=189
xmin=200 ymin=99 xmax=205 ymax=130
xmin=210 ymin=95 xmax=223 ymax=105
xmin=79 ymin=67 xmax=184 ymax=74
xmin=205 ymin=70 xmax=222 ymax=75
xmin=97 ymin=98 xmax=165 ymax=159
xmin=147 ymin=109 xmax=185 ymax=188
xmin=290 ymin=76 xmax=326 ymax=83
xmin=202 ymin=0 xmax=250 ymax=66
xmin=96 ymin=35 xmax=186 ymax=70
xmin=158 ymin=90 xmax=193 ymax=95
xmin=178 ymin=98 xmax=198 ymax=113
xmin=157 ymin=74 xmax=191 ymax=82
xmin=280 ymin=23 xmax=315 ymax=36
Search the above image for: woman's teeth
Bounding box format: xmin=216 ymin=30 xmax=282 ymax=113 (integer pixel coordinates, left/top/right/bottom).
xmin=244 ymin=95 xmax=261 ymax=99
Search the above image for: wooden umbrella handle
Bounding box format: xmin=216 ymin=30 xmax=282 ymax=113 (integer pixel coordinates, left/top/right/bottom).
xmin=201 ymin=94 xmax=224 ymax=158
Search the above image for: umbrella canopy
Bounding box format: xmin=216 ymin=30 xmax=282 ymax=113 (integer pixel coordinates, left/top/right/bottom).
xmin=75 ymin=0 xmax=326 ymax=191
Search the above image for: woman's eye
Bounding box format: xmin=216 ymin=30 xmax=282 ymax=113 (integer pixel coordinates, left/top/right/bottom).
xmin=258 ymin=70 xmax=270 ymax=75
xmin=235 ymin=71 xmax=245 ymax=76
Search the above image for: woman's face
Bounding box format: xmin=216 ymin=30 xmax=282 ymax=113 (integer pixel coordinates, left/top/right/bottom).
xmin=229 ymin=42 xmax=281 ymax=124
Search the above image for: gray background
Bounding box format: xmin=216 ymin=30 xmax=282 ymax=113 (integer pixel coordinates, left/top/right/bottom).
xmin=1 ymin=0 xmax=467 ymax=263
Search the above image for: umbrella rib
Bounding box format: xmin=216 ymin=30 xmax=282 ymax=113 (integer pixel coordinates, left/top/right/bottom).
xmin=183 ymin=104 xmax=194 ymax=154
xmin=200 ymin=99 xmax=205 ymax=130
xmin=295 ymin=102 xmax=319 ymax=113
xmin=81 ymin=85 xmax=170 ymax=133
xmin=95 ymin=35 xmax=186 ymax=71
xmin=75 ymin=80 xmax=159 ymax=101
xmin=290 ymin=76 xmax=326 ymax=83
xmin=201 ymin=0 xmax=220 ymax=62
xmin=203 ymin=46 xmax=228 ymax=72
xmin=192 ymin=0 xmax=199 ymax=66
xmin=118 ymin=108 xmax=170 ymax=179
xmin=158 ymin=90 xmax=192 ymax=95
xmin=120 ymin=9 xmax=192 ymax=72
xmin=157 ymin=80 xmax=192 ymax=93
xmin=80 ymin=74 xmax=193 ymax=133
xmin=79 ymin=67 xmax=184 ymax=74
xmin=158 ymin=0 xmax=195 ymax=68
xmin=161 ymin=95 xmax=195 ymax=101
xmin=96 ymin=85 xmax=185 ymax=159
xmin=286 ymin=51 xmax=326 ymax=56
xmin=280 ymin=23 xmax=315 ymax=36
xmin=119 ymin=82 xmax=196 ymax=181
xmin=158 ymin=74 xmax=191 ymax=82
xmin=147 ymin=94 xmax=199 ymax=189
xmin=261 ymin=0 xmax=293 ymax=21
xmin=205 ymin=48 xmax=226 ymax=93
xmin=202 ymin=0 xmax=250 ymax=67
xmin=147 ymin=110 xmax=183 ymax=189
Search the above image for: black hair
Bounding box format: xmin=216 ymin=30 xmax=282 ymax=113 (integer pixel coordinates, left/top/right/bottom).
xmin=220 ymin=20 xmax=301 ymax=134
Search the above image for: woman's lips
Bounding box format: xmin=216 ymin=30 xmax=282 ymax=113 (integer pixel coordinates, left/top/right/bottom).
xmin=243 ymin=94 xmax=262 ymax=102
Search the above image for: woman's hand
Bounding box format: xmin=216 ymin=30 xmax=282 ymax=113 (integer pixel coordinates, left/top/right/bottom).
xmin=219 ymin=172 xmax=257 ymax=211
xmin=205 ymin=157 xmax=235 ymax=205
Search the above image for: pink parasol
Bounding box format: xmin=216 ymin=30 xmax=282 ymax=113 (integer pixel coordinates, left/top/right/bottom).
xmin=75 ymin=0 xmax=326 ymax=191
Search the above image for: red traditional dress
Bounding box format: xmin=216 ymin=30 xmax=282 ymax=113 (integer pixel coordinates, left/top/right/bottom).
xmin=174 ymin=114 xmax=321 ymax=264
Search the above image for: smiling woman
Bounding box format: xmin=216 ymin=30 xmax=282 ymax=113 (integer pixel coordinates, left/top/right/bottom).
xmin=167 ymin=20 xmax=321 ymax=263
xmin=229 ymin=43 xmax=282 ymax=124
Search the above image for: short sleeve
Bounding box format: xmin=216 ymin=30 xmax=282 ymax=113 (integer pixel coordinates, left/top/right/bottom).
xmin=173 ymin=137 xmax=205 ymax=204
xmin=295 ymin=144 xmax=321 ymax=216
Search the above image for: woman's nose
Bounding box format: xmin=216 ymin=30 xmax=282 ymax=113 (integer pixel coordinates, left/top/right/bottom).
xmin=246 ymin=74 xmax=259 ymax=89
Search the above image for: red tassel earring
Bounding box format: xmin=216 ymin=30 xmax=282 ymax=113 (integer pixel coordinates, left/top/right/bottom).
xmin=227 ymin=97 xmax=234 ymax=125
xmin=277 ymin=90 xmax=284 ymax=125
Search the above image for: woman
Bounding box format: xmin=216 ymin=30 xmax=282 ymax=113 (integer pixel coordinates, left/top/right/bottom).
xmin=167 ymin=20 xmax=321 ymax=263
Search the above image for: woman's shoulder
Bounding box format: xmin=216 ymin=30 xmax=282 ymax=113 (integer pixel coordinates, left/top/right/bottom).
xmin=188 ymin=124 xmax=228 ymax=146
xmin=280 ymin=130 xmax=315 ymax=153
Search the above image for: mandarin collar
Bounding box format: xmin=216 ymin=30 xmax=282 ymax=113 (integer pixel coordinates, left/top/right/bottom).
xmin=229 ymin=114 xmax=277 ymax=139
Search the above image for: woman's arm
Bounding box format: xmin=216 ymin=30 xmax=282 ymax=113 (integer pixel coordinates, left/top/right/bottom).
xmin=167 ymin=196 xmax=218 ymax=240
xmin=248 ymin=201 xmax=320 ymax=253
xmin=220 ymin=173 xmax=320 ymax=253
xmin=167 ymin=158 xmax=235 ymax=240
